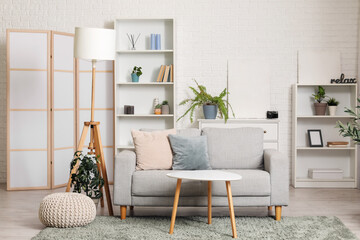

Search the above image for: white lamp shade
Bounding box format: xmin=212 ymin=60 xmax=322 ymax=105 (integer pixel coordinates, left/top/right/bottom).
xmin=74 ymin=27 xmax=115 ymax=61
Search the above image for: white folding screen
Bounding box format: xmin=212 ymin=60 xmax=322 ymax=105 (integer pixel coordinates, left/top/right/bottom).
xmin=77 ymin=60 xmax=114 ymax=183
xmin=7 ymin=30 xmax=76 ymax=190
xmin=51 ymin=32 xmax=76 ymax=188
xmin=7 ymin=30 xmax=51 ymax=190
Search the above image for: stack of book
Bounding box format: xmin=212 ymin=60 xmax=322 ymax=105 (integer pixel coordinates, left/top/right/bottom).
xmin=156 ymin=65 xmax=174 ymax=82
xmin=327 ymin=141 xmax=349 ymax=148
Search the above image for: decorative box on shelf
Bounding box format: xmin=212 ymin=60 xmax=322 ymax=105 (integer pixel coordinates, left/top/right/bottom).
xmin=308 ymin=168 xmax=343 ymax=180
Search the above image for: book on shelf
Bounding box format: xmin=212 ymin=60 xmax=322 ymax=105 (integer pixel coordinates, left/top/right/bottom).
xmin=156 ymin=65 xmax=165 ymax=82
xmin=170 ymin=64 xmax=173 ymax=82
xmin=327 ymin=141 xmax=348 ymax=148
xmin=155 ymin=64 xmax=174 ymax=82
xmin=327 ymin=145 xmax=350 ymax=148
xmin=162 ymin=65 xmax=170 ymax=82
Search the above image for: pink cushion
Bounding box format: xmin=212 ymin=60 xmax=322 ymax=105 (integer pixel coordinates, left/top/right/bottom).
xmin=132 ymin=129 xmax=176 ymax=170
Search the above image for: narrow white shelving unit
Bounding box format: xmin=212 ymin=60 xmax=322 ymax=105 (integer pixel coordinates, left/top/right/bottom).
xmin=292 ymin=83 xmax=358 ymax=188
xmin=114 ymin=19 xmax=175 ymax=153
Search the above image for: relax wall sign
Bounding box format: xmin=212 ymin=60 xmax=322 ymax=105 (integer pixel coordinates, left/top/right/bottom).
xmin=331 ymin=73 xmax=357 ymax=84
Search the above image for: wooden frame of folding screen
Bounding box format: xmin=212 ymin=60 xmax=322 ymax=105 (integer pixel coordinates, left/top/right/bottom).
xmin=6 ymin=30 xmax=76 ymax=190
xmin=7 ymin=29 xmax=51 ymax=190
xmin=51 ymin=31 xmax=76 ymax=189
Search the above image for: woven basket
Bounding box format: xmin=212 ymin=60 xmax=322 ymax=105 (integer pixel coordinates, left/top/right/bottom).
xmin=39 ymin=193 xmax=96 ymax=228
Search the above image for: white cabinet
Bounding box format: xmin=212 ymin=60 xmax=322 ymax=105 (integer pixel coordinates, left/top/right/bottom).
xmin=114 ymin=19 xmax=176 ymax=153
xmin=292 ymin=84 xmax=357 ymax=188
xmin=198 ymin=119 xmax=280 ymax=150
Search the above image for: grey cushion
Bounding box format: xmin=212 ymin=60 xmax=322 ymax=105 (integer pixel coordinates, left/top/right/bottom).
xmin=131 ymin=169 xmax=270 ymax=197
xmin=202 ymin=127 xmax=264 ymax=169
xmin=169 ymin=134 xmax=211 ymax=170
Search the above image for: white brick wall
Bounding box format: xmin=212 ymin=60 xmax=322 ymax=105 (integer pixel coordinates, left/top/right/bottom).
xmin=0 ymin=0 xmax=358 ymax=183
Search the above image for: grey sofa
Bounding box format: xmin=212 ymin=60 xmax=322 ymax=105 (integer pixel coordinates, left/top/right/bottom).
xmin=114 ymin=127 xmax=289 ymax=221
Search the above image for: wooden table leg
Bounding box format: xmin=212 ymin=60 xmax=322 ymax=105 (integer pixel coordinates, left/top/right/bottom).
xmin=226 ymin=181 xmax=237 ymax=238
xmin=169 ymin=179 xmax=182 ymax=234
xmin=208 ymin=181 xmax=212 ymax=224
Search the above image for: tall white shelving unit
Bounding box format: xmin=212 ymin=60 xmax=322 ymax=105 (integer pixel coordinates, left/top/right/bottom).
xmin=114 ymin=19 xmax=175 ymax=153
xmin=292 ymin=84 xmax=358 ymax=188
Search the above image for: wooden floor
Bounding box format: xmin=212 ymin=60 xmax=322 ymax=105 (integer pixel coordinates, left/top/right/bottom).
xmin=1 ymin=184 xmax=360 ymax=239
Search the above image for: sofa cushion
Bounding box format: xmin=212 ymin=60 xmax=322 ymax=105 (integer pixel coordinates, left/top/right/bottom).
xmin=169 ymin=135 xmax=211 ymax=170
xmin=132 ymin=129 xmax=176 ymax=170
xmin=131 ymin=169 xmax=270 ymax=197
xmin=212 ymin=169 xmax=270 ymax=196
xmin=202 ymin=127 xmax=264 ymax=169
xmin=132 ymin=170 xmax=207 ymax=197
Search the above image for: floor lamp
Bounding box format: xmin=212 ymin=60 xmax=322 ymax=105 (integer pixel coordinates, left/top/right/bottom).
xmin=66 ymin=27 xmax=115 ymax=216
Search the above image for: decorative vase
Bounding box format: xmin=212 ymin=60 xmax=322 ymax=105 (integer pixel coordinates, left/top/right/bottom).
xmin=314 ymin=103 xmax=327 ymax=115
xmin=131 ymin=73 xmax=139 ymax=82
xmin=328 ymin=106 xmax=337 ymax=116
xmin=203 ymin=104 xmax=218 ymax=119
xmin=161 ymin=104 xmax=170 ymax=114
xmin=154 ymin=109 xmax=162 ymax=115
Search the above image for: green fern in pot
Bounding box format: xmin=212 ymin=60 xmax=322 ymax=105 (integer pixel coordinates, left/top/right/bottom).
xmin=177 ymin=79 xmax=235 ymax=123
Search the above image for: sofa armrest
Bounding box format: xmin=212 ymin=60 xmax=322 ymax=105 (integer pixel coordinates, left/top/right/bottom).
xmin=113 ymin=150 xmax=136 ymax=206
xmin=264 ymin=149 xmax=289 ymax=206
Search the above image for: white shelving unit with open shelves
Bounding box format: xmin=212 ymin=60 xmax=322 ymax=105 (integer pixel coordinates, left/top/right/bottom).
xmin=292 ymin=83 xmax=357 ymax=188
xmin=114 ymin=19 xmax=175 ymax=153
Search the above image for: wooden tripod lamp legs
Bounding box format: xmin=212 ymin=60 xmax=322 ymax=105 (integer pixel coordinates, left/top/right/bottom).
xmin=65 ymin=122 xmax=113 ymax=216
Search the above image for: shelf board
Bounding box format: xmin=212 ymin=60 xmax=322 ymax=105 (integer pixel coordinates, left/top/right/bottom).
xmin=117 ymin=50 xmax=173 ymax=53
xmin=297 ymin=115 xmax=355 ymax=119
xmin=116 ymin=114 xmax=174 ymax=117
xmin=296 ymin=146 xmax=355 ymax=150
xmin=296 ymin=178 xmax=355 ymax=182
xmin=117 ymin=82 xmax=173 ymax=85
xmin=297 ymin=84 xmax=357 ymax=87
xmin=116 ymin=145 xmax=135 ymax=150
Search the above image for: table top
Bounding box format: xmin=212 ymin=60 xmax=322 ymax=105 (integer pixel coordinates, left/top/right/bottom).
xmin=166 ymin=170 xmax=242 ymax=181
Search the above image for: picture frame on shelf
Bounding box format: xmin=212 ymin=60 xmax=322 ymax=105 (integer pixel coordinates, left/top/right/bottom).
xmin=308 ymin=129 xmax=323 ymax=147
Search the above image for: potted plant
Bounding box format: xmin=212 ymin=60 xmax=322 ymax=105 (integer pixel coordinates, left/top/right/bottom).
xmin=312 ymin=86 xmax=327 ymax=115
xmin=154 ymin=104 xmax=162 ymax=115
xmin=177 ymin=79 xmax=235 ymax=123
xmin=327 ymin=97 xmax=339 ymax=116
xmin=131 ymin=66 xmax=142 ymax=82
xmin=70 ymin=151 xmax=104 ymax=207
xmin=161 ymin=100 xmax=170 ymax=115
xmin=337 ymin=98 xmax=360 ymax=143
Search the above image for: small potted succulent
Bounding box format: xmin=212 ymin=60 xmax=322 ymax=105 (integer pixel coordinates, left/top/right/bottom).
xmin=154 ymin=104 xmax=162 ymax=115
xmin=131 ymin=66 xmax=142 ymax=82
xmin=312 ymin=86 xmax=327 ymax=115
xmin=161 ymin=100 xmax=170 ymax=115
xmin=327 ymin=97 xmax=339 ymax=116
xmin=70 ymin=151 xmax=104 ymax=207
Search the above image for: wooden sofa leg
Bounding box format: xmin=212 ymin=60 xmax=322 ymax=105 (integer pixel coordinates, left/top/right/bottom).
xmin=268 ymin=206 xmax=272 ymax=211
xmin=120 ymin=206 xmax=127 ymax=220
xmin=275 ymin=206 xmax=282 ymax=221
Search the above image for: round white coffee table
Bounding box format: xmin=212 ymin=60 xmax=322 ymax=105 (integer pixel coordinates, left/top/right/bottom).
xmin=167 ymin=170 xmax=242 ymax=238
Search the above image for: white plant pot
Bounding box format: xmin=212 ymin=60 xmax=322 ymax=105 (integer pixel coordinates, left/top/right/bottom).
xmin=328 ymin=106 xmax=337 ymax=116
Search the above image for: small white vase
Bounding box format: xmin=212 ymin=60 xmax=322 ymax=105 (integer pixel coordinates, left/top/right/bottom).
xmin=328 ymin=106 xmax=337 ymax=116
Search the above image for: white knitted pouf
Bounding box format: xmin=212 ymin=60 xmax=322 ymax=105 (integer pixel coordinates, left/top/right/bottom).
xmin=39 ymin=193 xmax=96 ymax=228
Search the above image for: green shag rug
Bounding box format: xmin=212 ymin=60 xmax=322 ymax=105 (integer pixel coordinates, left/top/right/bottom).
xmin=32 ymin=216 xmax=357 ymax=240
